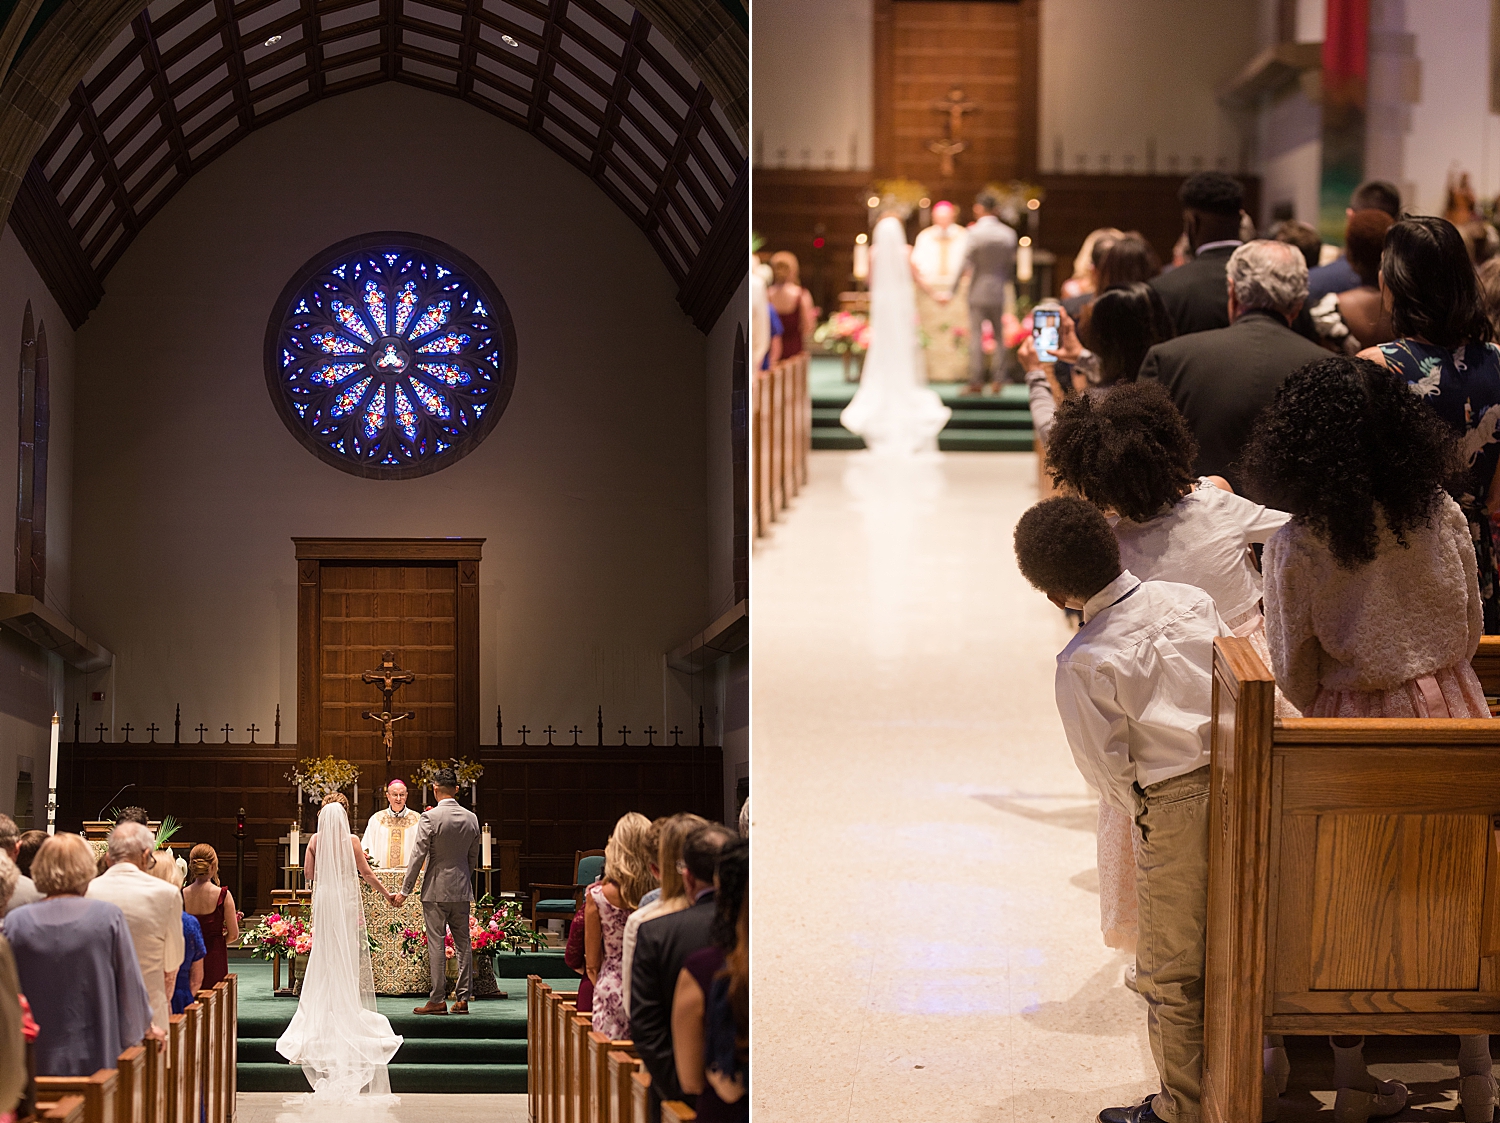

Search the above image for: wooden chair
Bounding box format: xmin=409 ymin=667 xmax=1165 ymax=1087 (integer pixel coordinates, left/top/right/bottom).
xmin=1202 ymin=636 xmax=1500 ymax=1122
xmin=113 ymin=1047 xmax=144 ymax=1123
xmin=660 ymin=1104 xmax=696 ymax=1123
xmin=532 ymin=851 xmax=606 ymax=928
xmin=34 ymin=1068 xmax=117 ymax=1123
xmin=606 ymin=1051 xmax=640 ymax=1123
xmin=586 ymin=1032 xmax=630 ymax=1123
xmin=629 ymin=1071 xmax=651 ymax=1123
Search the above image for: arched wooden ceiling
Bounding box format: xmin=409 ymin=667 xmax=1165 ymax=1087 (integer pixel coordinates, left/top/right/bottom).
xmin=6 ymin=0 xmax=746 ymax=329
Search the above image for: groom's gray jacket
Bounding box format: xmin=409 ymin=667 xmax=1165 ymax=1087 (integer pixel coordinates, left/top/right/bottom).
xmin=401 ymin=797 xmax=480 ymax=902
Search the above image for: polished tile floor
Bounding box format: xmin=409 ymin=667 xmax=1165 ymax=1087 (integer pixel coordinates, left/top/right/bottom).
xmin=236 ymin=1093 xmax=527 ymax=1123
xmin=752 ymin=451 xmax=1154 ymax=1122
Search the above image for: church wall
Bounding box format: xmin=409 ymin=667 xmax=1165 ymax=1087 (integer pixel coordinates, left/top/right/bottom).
xmin=751 ymin=0 xmax=874 ymax=169
xmin=0 ymin=225 xmax=75 ymax=820
xmin=68 ymin=82 xmax=712 ymax=754
xmin=1038 ymin=0 xmax=1260 ymax=176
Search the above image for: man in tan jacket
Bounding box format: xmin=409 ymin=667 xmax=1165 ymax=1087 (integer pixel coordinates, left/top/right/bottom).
xmin=87 ymin=821 xmax=184 ymax=1032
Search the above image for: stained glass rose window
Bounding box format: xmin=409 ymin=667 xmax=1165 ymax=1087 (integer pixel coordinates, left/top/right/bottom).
xmin=265 ymin=233 xmax=517 ymax=478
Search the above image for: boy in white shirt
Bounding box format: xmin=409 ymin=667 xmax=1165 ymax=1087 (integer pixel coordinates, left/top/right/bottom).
xmin=1014 ymin=496 xmax=1230 ymax=1123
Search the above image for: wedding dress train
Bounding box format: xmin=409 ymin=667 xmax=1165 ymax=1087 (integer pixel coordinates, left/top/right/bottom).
xmin=840 ymin=214 xmax=952 ymax=455
xmin=276 ymin=801 xmax=403 ymax=1104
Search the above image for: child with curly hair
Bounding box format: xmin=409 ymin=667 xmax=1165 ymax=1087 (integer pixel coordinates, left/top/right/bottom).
xmin=1242 ymin=354 xmax=1493 ymax=1123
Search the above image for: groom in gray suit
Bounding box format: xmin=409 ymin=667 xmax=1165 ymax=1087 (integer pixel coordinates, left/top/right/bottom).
xmin=395 ymin=767 xmax=481 ymax=1014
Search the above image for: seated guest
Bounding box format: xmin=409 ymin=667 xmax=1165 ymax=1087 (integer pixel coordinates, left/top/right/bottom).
xmin=182 ymin=845 xmax=238 ymax=991
xmin=1308 ymin=180 xmax=1403 ymax=300
xmin=0 ymin=816 xmax=40 ymax=918
xmin=14 ymin=830 xmax=44 ymax=879
xmin=631 ymin=823 xmax=736 ymax=1111
xmin=1140 ymin=239 xmax=1328 ymax=489
xmin=586 ymin=812 xmax=654 ymax=1039
xmin=673 ymin=838 xmax=748 ymax=1119
xmin=151 ymin=852 xmax=205 ymax=1015
xmin=8 ymin=833 xmax=156 ymax=1075
xmin=0 ymin=853 xmax=25 ymax=1117
xmin=623 ymin=813 xmax=707 ymax=1013
xmin=87 ymin=821 xmax=185 ymax=1033
xmin=1243 ymin=355 xmax=1493 ymax=1123
xmin=1150 ymin=171 xmax=1247 ymax=335
xmin=1270 ymin=218 xmax=1322 ymax=270
xmin=1013 ymin=497 xmax=1228 ymax=1123
xmin=1308 ymin=209 xmax=1395 ymax=353
xmin=1359 ymin=215 xmax=1500 ymax=633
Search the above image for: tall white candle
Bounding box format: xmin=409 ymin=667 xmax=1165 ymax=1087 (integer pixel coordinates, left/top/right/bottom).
xmin=853 ymin=242 xmax=869 ymax=281
xmin=1017 ymin=239 xmax=1034 ymax=283
xmin=289 ymin=824 xmax=300 ymax=867
xmin=481 ymin=824 xmax=492 ymax=869
xmin=47 ymin=712 xmax=59 ymax=835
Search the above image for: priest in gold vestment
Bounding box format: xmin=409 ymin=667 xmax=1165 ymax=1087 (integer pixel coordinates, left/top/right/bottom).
xmin=361 ymin=779 xmax=419 ymax=868
xmin=911 ymin=201 xmax=970 ymax=382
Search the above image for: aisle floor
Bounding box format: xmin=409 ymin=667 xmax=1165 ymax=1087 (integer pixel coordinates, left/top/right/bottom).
xmin=752 ymin=450 xmax=1150 ymax=1122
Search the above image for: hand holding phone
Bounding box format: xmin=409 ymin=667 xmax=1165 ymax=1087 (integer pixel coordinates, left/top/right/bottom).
xmin=1032 ymin=305 xmax=1062 ymax=363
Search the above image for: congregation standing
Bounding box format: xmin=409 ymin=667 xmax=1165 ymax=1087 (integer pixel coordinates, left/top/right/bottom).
xmin=1015 ymin=172 xmax=1500 ymax=1123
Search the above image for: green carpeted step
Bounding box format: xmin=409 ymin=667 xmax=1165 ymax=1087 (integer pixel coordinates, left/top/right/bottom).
xmin=238 ymin=1037 xmax=527 ymax=1064
xmin=811 ymin=427 xmax=866 ymax=450
xmin=236 ymin=1063 xmax=528 ymax=1094
xmin=938 ymin=430 xmax=1034 ymax=451
xmin=940 ymin=408 xmax=1032 ymax=430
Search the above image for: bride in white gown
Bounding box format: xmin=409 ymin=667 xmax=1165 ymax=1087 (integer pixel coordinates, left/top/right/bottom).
xmin=276 ymin=797 xmax=403 ymax=1103
xmin=840 ymin=213 xmax=952 ymax=455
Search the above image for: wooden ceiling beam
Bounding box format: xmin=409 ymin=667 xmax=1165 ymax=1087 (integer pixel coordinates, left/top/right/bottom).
xmin=383 ymin=0 xmax=399 ymax=78
xmin=213 ymin=0 xmax=257 ymax=127
xmin=137 ymin=11 xmax=198 ymax=180
xmin=526 ymin=0 xmax=564 ymax=131
xmin=590 ymin=9 xmax=644 ymax=177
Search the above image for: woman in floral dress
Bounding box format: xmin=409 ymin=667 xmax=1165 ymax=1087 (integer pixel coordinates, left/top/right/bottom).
xmin=1361 ymin=215 xmax=1500 ymax=632
xmin=585 ymin=812 xmax=655 ymax=1039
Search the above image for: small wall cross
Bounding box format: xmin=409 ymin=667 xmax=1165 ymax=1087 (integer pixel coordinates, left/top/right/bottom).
xmin=569 ymin=725 xmax=582 ymax=745
xmin=542 ymin=724 xmax=556 ymax=745
xmin=120 ymin=723 xmax=133 ymax=742
xmin=146 ymin=723 xmax=159 ymax=742
xmin=95 ymin=723 xmax=107 ymax=742
xmin=222 ymin=724 xmax=233 ymax=742
xmin=643 ymin=725 xmax=657 ymax=746
xmin=670 ymin=725 xmax=683 ymax=746
xmin=618 ymin=725 xmax=631 ymax=745
xmin=195 ymin=724 xmax=207 ymax=742
xmin=517 ymin=725 xmax=530 ymax=745
xmin=247 ymin=723 xmax=259 ymax=743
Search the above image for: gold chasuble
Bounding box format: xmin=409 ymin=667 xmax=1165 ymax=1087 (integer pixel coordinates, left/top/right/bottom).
xmin=361 ymin=808 xmax=418 ymax=869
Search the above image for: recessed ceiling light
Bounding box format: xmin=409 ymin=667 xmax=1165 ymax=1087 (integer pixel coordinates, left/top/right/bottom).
xmin=500 ymin=34 xmax=519 ymax=47
xmin=264 ymin=34 xmax=282 ymax=45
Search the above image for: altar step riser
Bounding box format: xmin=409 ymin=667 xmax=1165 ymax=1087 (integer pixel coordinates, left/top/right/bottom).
xmin=237 ymin=1062 xmax=528 ymax=1093
xmin=238 ymin=1037 xmax=527 ymax=1063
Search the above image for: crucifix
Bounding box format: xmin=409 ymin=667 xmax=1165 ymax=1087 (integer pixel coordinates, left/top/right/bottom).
xmin=928 ymin=86 xmax=978 ymax=177
xmin=361 ymin=650 xmax=415 ymax=784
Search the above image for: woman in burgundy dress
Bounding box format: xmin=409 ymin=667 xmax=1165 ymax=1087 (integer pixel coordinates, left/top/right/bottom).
xmin=767 ymin=252 xmax=815 ymax=360
xmin=182 ymin=845 xmax=239 ymax=990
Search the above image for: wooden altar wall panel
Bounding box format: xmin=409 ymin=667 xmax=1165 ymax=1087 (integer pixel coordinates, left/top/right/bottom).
xmin=475 ymin=745 xmax=724 ymax=890
xmin=318 ymin=564 xmax=459 ymax=767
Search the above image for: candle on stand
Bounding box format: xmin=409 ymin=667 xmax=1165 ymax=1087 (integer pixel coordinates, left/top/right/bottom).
xmin=47 ymin=712 xmax=59 ymax=835
xmin=482 ymin=824 xmax=492 ymax=869
xmin=289 ymin=824 xmax=300 ymax=867
xmin=853 ymin=235 xmax=869 ymax=282
xmin=1017 ymin=237 xmax=1034 ymax=283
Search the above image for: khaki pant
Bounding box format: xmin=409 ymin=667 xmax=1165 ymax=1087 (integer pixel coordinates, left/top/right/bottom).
xmin=1134 ymin=765 xmax=1210 ymax=1123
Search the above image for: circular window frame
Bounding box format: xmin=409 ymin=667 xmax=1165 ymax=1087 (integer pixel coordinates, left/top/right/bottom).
xmin=263 ymin=231 xmax=518 ymax=480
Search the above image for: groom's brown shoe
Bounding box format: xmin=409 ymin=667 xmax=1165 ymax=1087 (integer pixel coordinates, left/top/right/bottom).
xmin=412 ymin=1000 xmax=448 ymax=1015
xmin=449 ymin=1000 xmax=469 ymax=1015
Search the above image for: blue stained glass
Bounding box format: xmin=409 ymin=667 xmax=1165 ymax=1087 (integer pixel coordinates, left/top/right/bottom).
xmin=310 ymin=361 xmax=365 ymax=385
xmin=437 ymin=265 xmax=451 ymax=278
xmin=473 ymin=402 xmax=486 ymax=417
xmin=363 ymin=383 xmax=387 ymax=439
xmin=332 ymin=265 xmax=347 ymax=279
xmin=295 ymin=299 xmax=311 ymax=313
xmin=282 ymin=349 xmax=295 ymax=367
xmin=331 ymin=376 xmax=372 ymax=417
xmin=407 ymin=301 xmax=451 ymax=339
xmin=416 ymin=333 xmax=470 ymax=354
xmin=393 ymin=384 xmax=419 ymax=440
xmin=382 ymin=452 xmax=400 ymax=464
xmin=364 ymin=281 xmax=388 ymax=335
xmin=385 ymin=253 xmax=399 ymax=265
xmin=407 ymin=378 xmax=450 ymax=419
xmin=416 ymin=362 xmax=471 ymax=386
xmin=293 ymin=402 xmax=308 ymax=418
xmin=332 ymin=301 xmax=375 ymax=344
xmin=473 ymin=299 xmax=488 ymax=315
xmin=393 ymin=282 xmax=419 ymax=335
xmin=312 ymin=332 xmax=365 ymax=355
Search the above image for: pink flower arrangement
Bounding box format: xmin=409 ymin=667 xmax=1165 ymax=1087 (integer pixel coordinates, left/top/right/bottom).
xmin=813 ymin=312 xmax=871 ymax=354
xmin=244 ymin=912 xmax=311 ymax=960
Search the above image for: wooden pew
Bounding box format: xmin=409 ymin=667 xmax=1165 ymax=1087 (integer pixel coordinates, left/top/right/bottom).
xmin=629 ymin=1071 xmax=650 ymax=1123
xmin=114 ymin=1047 xmax=144 ymax=1123
xmin=34 ymin=1068 xmax=117 ymax=1123
xmin=607 ymin=1052 xmax=640 ymax=1123
xmin=223 ymin=976 xmax=237 ymax=1123
xmin=176 ymin=1004 xmax=202 ymax=1123
xmin=586 ymin=1032 xmax=630 ymax=1123
xmin=39 ymin=1095 xmax=87 ymax=1123
xmin=1202 ymin=636 xmax=1500 ymax=1123
xmin=569 ymin=1014 xmax=591 ymax=1123
xmin=547 ymin=991 xmax=578 ymax=1123
xmin=659 ymin=1103 xmax=696 ymax=1123
xmin=527 ymin=977 xmax=547 ymax=1123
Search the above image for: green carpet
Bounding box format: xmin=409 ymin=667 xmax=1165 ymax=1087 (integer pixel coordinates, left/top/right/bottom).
xmin=234 ymin=953 xmax=577 ymax=1093
xmin=809 ymin=354 xmax=1035 ymax=452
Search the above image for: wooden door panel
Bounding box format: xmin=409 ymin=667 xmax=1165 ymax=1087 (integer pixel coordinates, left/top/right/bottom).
xmin=1310 ymin=813 xmax=1488 ymax=992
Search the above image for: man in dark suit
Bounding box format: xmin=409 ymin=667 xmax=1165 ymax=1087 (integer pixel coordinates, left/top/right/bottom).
xmin=1140 ymin=239 xmax=1328 ymax=490
xmin=1150 ymin=171 xmax=1248 ymax=336
xmin=1306 ymin=179 xmax=1402 ymax=301
xmin=629 ymin=822 xmax=736 ymax=1108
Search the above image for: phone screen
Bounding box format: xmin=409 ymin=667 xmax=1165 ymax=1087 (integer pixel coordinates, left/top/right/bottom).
xmin=1033 ymin=308 xmax=1061 ymax=363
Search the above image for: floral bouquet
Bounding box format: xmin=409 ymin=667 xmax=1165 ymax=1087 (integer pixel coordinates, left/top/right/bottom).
xmin=286 ymin=756 xmax=362 ymax=800
xmin=391 ymin=898 xmax=545 ymax=963
xmin=412 ymin=758 xmax=484 ymax=788
xmin=813 ymin=312 xmax=870 ymax=355
xmin=243 ymin=913 xmax=312 ymax=959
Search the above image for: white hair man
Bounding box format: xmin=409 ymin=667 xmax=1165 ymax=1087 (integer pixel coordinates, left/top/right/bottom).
xmin=0 ymin=813 xmax=41 ymax=916
xmin=86 ymin=821 xmax=185 ymax=1032
xmin=361 ymin=779 xmax=418 ymax=868
xmin=1139 ymin=239 xmax=1329 ymax=489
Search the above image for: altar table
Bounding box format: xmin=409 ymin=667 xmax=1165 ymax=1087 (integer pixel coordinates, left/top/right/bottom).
xmin=360 ymin=868 xmax=504 ymax=997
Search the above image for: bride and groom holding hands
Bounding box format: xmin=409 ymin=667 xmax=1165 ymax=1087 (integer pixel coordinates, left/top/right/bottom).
xmin=275 ymin=767 xmax=481 ymax=1101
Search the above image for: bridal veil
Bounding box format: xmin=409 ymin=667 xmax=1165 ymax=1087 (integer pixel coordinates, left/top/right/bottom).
xmin=275 ymin=800 xmax=402 ymax=1103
